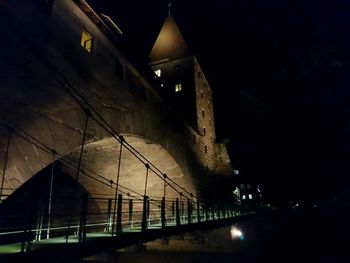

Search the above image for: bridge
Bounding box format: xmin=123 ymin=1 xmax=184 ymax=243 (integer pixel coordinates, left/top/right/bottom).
xmin=0 ymin=0 xmax=253 ymax=260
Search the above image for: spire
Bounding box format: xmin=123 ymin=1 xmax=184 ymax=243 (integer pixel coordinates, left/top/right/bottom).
xmin=168 ymin=1 xmax=172 ymax=15
xmin=149 ymin=11 xmax=190 ymax=62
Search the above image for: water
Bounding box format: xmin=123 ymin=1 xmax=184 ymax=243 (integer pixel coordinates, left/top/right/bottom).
xmin=84 ymin=209 xmax=349 ymax=263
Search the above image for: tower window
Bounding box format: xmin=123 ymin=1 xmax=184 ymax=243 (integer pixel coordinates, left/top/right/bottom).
xmin=154 ymin=69 xmax=161 ymax=78
xmin=204 ymin=145 xmax=207 ymax=153
xmin=203 ymin=127 xmax=206 ymax=135
xmin=81 ymin=30 xmax=94 ymax=53
xmin=175 ymin=83 xmax=182 ymax=92
xmin=202 ymin=109 xmax=205 ymax=118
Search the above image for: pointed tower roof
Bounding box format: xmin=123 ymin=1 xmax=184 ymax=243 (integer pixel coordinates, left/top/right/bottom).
xmin=149 ymin=14 xmax=190 ymax=62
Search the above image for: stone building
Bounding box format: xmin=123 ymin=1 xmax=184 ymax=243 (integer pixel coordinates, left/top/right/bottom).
xmin=0 ymin=0 xmax=232 ymax=204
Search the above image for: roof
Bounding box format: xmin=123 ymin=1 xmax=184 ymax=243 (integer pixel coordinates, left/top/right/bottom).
xmin=149 ymin=14 xmax=190 ymax=62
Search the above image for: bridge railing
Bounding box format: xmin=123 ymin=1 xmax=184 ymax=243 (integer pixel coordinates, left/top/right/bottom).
xmin=0 ymin=193 xmax=256 ymax=251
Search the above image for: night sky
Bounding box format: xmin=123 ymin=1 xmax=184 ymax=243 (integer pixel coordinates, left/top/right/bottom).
xmin=88 ymin=0 xmax=350 ymax=205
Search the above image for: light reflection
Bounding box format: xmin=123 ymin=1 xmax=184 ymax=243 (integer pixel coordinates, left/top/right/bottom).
xmin=230 ymin=225 xmax=244 ymax=240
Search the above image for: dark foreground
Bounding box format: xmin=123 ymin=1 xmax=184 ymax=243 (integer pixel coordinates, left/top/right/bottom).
xmin=85 ymin=207 xmax=350 ymax=263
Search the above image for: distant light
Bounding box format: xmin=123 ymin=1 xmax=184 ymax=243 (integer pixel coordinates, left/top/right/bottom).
xmin=160 ymin=83 xmax=164 ymax=87
xmin=230 ymin=226 xmax=244 ymax=240
xmin=154 ymin=69 xmax=161 ymax=77
xmin=248 ymin=194 xmax=253 ymax=200
xmin=234 ymin=169 xmax=239 ymax=175
xmin=242 ymin=195 xmax=246 ymax=200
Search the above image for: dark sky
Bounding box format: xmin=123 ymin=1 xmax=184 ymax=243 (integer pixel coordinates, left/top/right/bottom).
xmin=88 ymin=0 xmax=350 ymax=204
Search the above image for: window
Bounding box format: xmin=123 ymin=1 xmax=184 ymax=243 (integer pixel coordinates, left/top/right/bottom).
xmin=81 ymin=30 xmax=94 ymax=53
xmin=203 ymin=127 xmax=206 ymax=135
xmin=154 ymin=69 xmax=161 ymax=78
xmin=202 ymin=109 xmax=205 ymax=118
xmin=175 ymin=83 xmax=182 ymax=92
xmin=204 ymin=145 xmax=208 ymax=153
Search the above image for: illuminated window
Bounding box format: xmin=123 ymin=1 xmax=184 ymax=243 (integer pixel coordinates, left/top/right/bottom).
xmin=81 ymin=30 xmax=94 ymax=53
xmin=248 ymin=194 xmax=253 ymax=200
xmin=154 ymin=69 xmax=161 ymax=78
xmin=160 ymin=83 xmax=164 ymax=87
xmin=242 ymin=195 xmax=246 ymax=200
xmin=175 ymin=83 xmax=182 ymax=92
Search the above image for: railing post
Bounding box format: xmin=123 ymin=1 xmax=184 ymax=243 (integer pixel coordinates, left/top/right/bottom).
xmin=181 ymin=201 xmax=184 ymax=223
xmin=106 ymin=198 xmax=112 ymax=232
xmin=187 ymin=199 xmax=192 ymax=224
xmin=129 ymin=199 xmax=133 ymax=229
xmin=21 ymin=192 xmax=32 ymax=253
xmin=78 ymin=193 xmax=88 ymax=243
xmin=142 ymin=195 xmax=148 ymax=232
xmin=197 ymin=201 xmax=201 ymax=223
xmin=175 ymin=198 xmax=180 ymax=226
xmin=147 ymin=199 xmax=151 ymax=226
xmin=161 ymin=197 xmax=166 ymax=228
xmin=116 ymin=194 xmax=123 ymax=234
xmin=172 ymin=201 xmax=175 ymax=223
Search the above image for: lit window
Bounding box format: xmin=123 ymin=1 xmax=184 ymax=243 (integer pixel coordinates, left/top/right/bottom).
xmin=154 ymin=69 xmax=161 ymax=78
xmin=81 ymin=30 xmax=94 ymax=53
xmin=175 ymin=83 xmax=182 ymax=92
xmin=242 ymin=195 xmax=246 ymax=200
xmin=160 ymin=83 xmax=164 ymax=87
xmin=248 ymin=194 xmax=253 ymax=199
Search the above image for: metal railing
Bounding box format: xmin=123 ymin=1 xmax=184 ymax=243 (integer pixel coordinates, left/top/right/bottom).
xmin=0 ymin=193 xmax=255 ymax=252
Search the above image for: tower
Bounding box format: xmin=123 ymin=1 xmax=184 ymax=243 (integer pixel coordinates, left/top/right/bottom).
xmin=149 ymin=12 xmax=221 ymax=172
